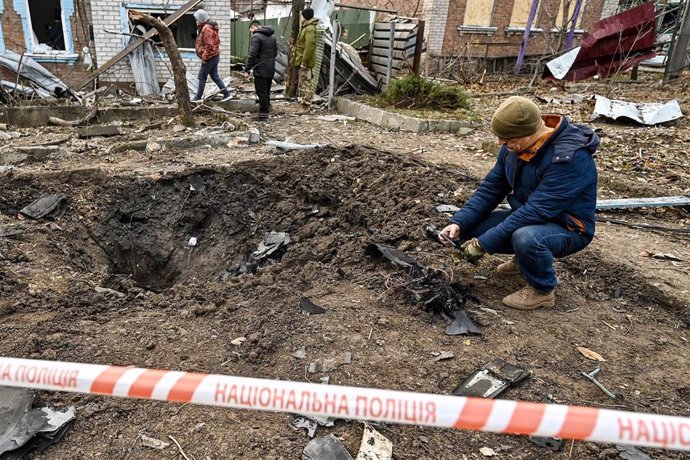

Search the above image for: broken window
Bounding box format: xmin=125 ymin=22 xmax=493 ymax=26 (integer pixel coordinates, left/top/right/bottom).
xmin=129 ymin=11 xmax=198 ymax=50
xmin=25 ymin=0 xmax=67 ymax=51
xmin=463 ymin=0 xmax=494 ymax=26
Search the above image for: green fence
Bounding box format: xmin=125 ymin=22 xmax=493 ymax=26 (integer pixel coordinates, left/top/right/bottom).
xmin=230 ymin=8 xmax=373 ymax=61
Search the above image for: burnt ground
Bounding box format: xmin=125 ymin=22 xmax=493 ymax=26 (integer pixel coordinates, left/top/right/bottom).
xmin=0 ymin=75 xmax=689 ymax=460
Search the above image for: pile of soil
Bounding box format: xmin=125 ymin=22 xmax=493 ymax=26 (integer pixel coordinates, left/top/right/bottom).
xmin=0 ymin=146 xmax=687 ymax=459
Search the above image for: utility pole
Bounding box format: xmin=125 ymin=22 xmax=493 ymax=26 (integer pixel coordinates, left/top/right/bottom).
xmin=664 ymin=0 xmax=690 ymax=82
xmin=286 ymin=0 xmax=305 ymax=97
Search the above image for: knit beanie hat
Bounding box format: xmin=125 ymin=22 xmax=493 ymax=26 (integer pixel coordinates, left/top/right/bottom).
xmin=302 ymin=8 xmax=314 ymax=20
xmin=491 ymin=96 xmax=542 ymax=138
xmin=194 ymin=9 xmax=210 ymax=23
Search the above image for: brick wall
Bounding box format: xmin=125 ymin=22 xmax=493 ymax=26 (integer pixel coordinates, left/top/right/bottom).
xmin=441 ymin=0 xmax=606 ymax=59
xmin=0 ymin=0 xmax=92 ymax=88
xmin=336 ymin=0 xmax=606 ymax=61
xmin=90 ymin=0 xmax=233 ymax=85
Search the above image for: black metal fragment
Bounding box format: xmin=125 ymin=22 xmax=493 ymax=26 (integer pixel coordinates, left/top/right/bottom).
xmin=365 ymin=242 xmax=481 ymax=336
xmin=20 ymin=195 xmax=67 ymax=219
xmin=529 ymin=436 xmax=566 ymax=452
xmin=300 ymin=297 xmax=327 ymax=316
xmin=452 ymin=359 xmax=530 ymax=398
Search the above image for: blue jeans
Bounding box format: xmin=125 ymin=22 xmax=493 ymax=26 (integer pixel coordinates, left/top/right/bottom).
xmin=195 ymin=55 xmax=229 ymax=100
xmin=465 ymin=210 xmax=591 ymax=292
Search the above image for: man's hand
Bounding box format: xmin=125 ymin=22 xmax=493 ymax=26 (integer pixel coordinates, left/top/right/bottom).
xmin=460 ymin=238 xmax=485 ymax=265
xmin=439 ymin=224 xmax=461 ymax=245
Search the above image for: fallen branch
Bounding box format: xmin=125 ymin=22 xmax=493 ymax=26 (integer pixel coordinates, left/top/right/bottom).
xmin=48 ymin=96 xmax=100 ymax=126
xmin=472 ymin=88 xmax=536 ymax=98
xmin=596 ymin=217 xmax=690 ymax=234
xmin=167 ymin=435 xmax=192 ymax=460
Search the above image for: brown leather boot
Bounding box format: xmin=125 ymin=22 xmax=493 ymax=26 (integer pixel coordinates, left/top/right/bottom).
xmin=502 ymin=286 xmax=555 ymax=310
xmin=496 ymin=256 xmax=519 ymax=276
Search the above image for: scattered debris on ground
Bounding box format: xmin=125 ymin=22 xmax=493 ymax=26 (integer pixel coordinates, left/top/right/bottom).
xmin=0 ymin=75 xmax=688 ymax=459
xmin=0 ymin=387 xmax=75 ymax=458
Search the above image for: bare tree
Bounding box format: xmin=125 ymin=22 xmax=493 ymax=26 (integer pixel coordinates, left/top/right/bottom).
xmin=129 ymin=10 xmax=195 ymax=127
xmin=286 ymin=0 xmax=305 ymax=98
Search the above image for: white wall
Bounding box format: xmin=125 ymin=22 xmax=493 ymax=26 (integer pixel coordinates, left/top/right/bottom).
xmin=423 ymin=0 xmax=449 ymax=56
xmin=90 ymin=1 xmax=233 ymax=83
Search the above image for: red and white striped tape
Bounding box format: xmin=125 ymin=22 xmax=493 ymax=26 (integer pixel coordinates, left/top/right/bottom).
xmin=1 ymin=357 xmax=688 ymax=450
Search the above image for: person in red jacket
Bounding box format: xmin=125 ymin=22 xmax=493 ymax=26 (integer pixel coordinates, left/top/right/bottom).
xmin=193 ymin=10 xmax=231 ymax=102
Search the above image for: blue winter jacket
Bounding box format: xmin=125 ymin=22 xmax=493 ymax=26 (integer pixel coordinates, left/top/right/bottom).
xmin=450 ymin=115 xmax=599 ymax=254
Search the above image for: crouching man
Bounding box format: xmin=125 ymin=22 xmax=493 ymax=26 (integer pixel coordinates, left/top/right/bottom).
xmin=440 ymin=96 xmax=599 ymax=310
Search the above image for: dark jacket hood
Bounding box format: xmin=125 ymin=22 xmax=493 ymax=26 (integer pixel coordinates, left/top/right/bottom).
xmin=255 ymin=26 xmax=275 ymax=36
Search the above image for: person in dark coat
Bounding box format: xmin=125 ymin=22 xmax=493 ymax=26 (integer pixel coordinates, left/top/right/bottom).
xmin=247 ymin=21 xmax=278 ymax=121
xmin=440 ymin=96 xmax=599 ymax=311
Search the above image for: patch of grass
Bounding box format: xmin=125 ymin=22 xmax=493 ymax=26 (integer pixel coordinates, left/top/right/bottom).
xmin=367 ymin=74 xmax=476 ymax=120
xmin=375 ymin=75 xmax=473 ymax=110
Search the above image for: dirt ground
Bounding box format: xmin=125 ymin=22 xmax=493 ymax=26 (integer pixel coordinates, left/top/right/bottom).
xmin=0 ymin=74 xmax=689 ymax=460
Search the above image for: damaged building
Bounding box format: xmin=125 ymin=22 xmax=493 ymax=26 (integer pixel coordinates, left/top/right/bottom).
xmin=0 ymin=0 xmax=93 ymax=87
xmin=0 ymin=0 xmax=682 ymax=95
xmin=0 ymin=0 xmax=233 ymax=90
xmin=344 ymin=0 xmax=660 ymax=71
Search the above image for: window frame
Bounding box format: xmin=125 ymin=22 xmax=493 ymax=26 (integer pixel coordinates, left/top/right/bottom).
xmin=461 ymin=0 xmax=497 ymax=28
xmin=122 ymin=3 xmax=198 ymax=54
xmin=14 ymin=0 xmax=77 ymax=62
xmin=508 ymin=0 xmax=541 ymax=29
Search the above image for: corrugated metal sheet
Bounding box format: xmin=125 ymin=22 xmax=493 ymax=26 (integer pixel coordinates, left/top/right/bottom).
xmin=370 ymin=20 xmax=421 ymax=81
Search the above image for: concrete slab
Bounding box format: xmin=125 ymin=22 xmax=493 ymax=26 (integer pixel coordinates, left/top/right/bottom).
xmin=398 ymin=115 xmax=428 ymax=133
xmin=0 ymin=100 xmax=258 ymax=128
xmin=336 ymin=97 xmax=472 ymax=135
xmin=336 ymin=98 xmax=362 ymax=118
xmin=381 ymin=112 xmax=401 ymax=130
xmin=357 ymin=105 xmax=385 ymax=125
xmin=1 ymin=145 xmax=59 ymax=164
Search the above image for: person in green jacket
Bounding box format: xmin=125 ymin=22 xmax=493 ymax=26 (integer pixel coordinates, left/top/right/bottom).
xmin=294 ymin=8 xmax=318 ymax=108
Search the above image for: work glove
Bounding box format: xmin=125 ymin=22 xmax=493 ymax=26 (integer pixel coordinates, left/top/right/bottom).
xmin=460 ymin=238 xmax=485 ymax=265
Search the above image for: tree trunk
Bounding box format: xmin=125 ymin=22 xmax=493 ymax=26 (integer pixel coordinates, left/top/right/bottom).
xmin=285 ymin=0 xmax=305 ymax=98
xmin=129 ymin=10 xmax=195 ymax=127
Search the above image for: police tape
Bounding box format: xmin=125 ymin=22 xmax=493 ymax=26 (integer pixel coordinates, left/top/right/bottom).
xmin=1 ymin=357 xmax=688 ymax=450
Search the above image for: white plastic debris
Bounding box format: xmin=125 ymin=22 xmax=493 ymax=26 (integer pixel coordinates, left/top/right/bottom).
xmin=356 ymin=424 xmax=392 ymax=460
xmin=248 ymin=128 xmax=261 ymax=144
xmin=188 ymin=237 xmax=198 ymax=247
xmin=141 ymin=434 xmax=170 ymax=450
xmin=591 ymin=95 xmax=683 ymax=125
xmin=479 ymin=447 xmax=497 ymax=457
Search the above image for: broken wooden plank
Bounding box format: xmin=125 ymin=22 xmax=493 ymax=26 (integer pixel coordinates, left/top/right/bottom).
xmin=371 ymin=63 xmax=404 ymax=78
xmin=74 ymin=0 xmax=202 ymax=90
xmin=370 ymin=56 xmax=405 ymax=68
xmin=370 ymin=47 xmax=409 ymax=60
xmin=373 ymin=23 xmax=418 ymax=32
xmin=596 ymin=196 xmax=690 ymax=210
xmin=372 ymin=30 xmax=417 ymax=40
